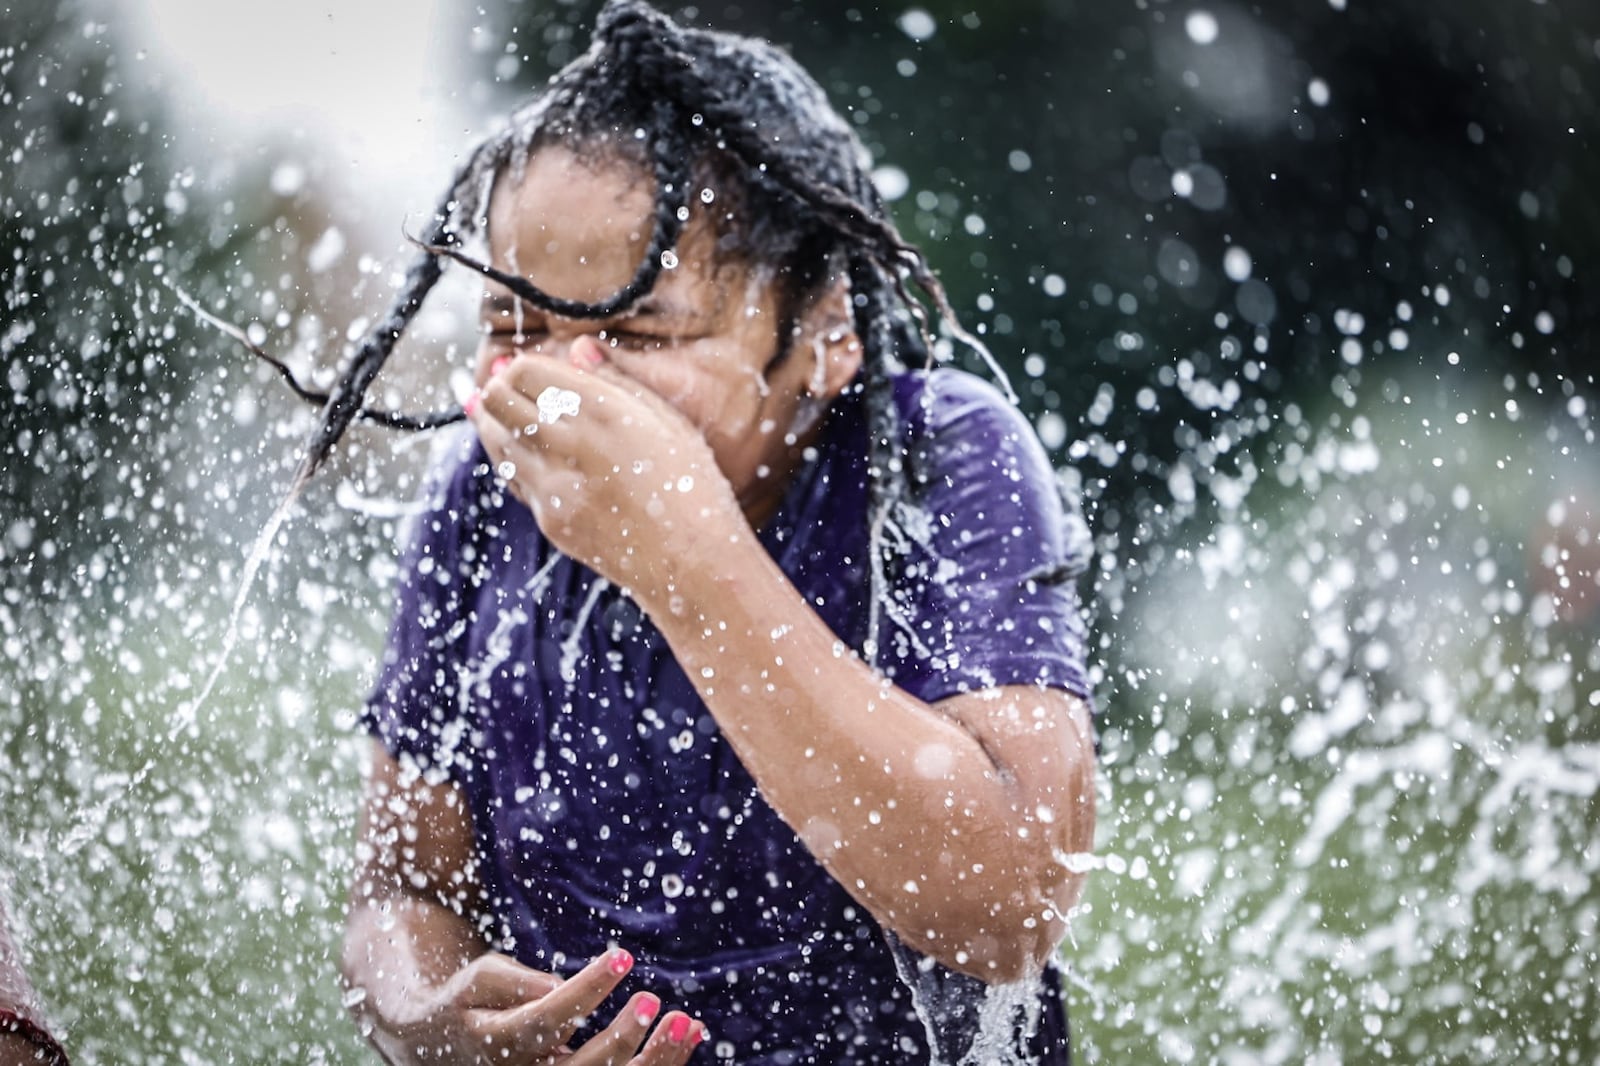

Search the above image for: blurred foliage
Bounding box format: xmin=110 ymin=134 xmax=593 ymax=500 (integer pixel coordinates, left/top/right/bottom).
xmin=1 ymin=1 xmax=257 ymax=594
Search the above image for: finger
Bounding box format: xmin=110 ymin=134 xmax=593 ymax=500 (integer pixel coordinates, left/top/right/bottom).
xmin=480 ymin=375 xmax=593 ymax=450
xmin=629 ymin=1011 xmax=707 ymax=1065
xmin=496 ymin=350 xmax=685 ymax=440
xmin=477 ymin=373 xmax=541 ymax=436
xmin=448 ymin=952 xmax=563 ymax=1011
xmin=503 ymin=948 xmax=637 ymax=1058
xmin=471 ymin=392 xmax=541 ymax=468
xmin=499 ymin=347 xmax=630 ymax=407
xmin=475 ymin=348 xmax=517 ymax=389
xmin=561 ymin=992 xmax=661 ymax=1066
xmin=568 ymin=334 xmax=606 ymax=371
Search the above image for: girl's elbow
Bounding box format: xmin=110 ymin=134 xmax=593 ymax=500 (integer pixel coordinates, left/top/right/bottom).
xmin=902 ymin=887 xmax=1073 ymax=984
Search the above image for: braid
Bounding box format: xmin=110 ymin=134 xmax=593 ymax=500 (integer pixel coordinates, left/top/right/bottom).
xmin=282 ymin=182 xmax=459 ymax=501
xmin=849 ymin=255 xmax=911 ymax=662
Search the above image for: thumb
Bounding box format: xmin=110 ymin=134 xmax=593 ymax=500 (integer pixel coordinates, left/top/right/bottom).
xmin=448 ymin=952 xmax=562 ymax=1011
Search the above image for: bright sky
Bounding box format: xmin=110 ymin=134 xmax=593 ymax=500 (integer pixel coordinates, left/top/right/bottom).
xmin=116 ymin=0 xmax=469 ymax=236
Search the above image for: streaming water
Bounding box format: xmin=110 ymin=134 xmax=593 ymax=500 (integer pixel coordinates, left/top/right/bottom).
xmin=887 ymin=936 xmax=1049 ymax=1065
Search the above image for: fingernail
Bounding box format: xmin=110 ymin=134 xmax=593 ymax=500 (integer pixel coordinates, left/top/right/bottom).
xmin=634 ymin=994 xmax=660 ymax=1025
xmin=463 ymin=390 xmax=480 ymax=416
xmin=692 ymin=1023 xmax=707 ymax=1047
xmin=491 ymin=355 xmax=512 ymax=376
xmin=570 ymin=336 xmax=604 ymax=370
xmin=668 ymin=1014 xmax=692 ymax=1044
xmin=609 ymin=949 xmax=634 ymax=976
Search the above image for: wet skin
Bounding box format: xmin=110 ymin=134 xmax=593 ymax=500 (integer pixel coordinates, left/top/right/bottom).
xmin=343 ymin=146 xmax=1097 ymax=1064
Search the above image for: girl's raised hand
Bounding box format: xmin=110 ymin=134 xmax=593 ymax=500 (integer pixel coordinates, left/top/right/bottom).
xmin=467 ymin=342 xmax=744 ymax=607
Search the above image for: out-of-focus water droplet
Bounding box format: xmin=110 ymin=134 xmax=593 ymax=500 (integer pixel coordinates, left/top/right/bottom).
xmin=897 ymin=8 xmax=936 ymax=41
xmin=1185 ymin=11 xmax=1220 ymax=45
xmin=871 ymin=165 xmax=910 ymax=202
xmin=1223 ymin=245 xmax=1252 ymax=282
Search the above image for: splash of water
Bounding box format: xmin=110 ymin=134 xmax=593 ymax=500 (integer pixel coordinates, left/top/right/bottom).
xmin=174 ymin=488 xmax=299 ymax=739
xmin=885 ymin=933 xmax=1051 ymax=1065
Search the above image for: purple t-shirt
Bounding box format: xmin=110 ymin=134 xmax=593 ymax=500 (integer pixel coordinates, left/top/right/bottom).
xmin=364 ymin=369 xmax=1092 ymax=1064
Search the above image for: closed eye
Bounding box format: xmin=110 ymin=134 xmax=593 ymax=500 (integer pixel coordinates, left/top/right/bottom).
xmin=484 ymin=325 xmax=548 ymax=345
xmin=600 ymin=329 xmax=671 ymax=351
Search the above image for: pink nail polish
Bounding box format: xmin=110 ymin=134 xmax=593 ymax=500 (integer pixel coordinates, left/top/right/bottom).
xmin=570 ymin=336 xmax=604 ymax=371
xmin=668 ymin=1014 xmax=691 ymax=1043
xmin=463 ymin=391 xmax=480 ymax=416
xmin=491 ymin=355 xmax=512 ymax=376
xmin=634 ymin=994 xmax=660 ymax=1025
xmin=691 ymin=1023 xmax=707 ymax=1047
xmin=609 ymin=949 xmax=634 ymax=976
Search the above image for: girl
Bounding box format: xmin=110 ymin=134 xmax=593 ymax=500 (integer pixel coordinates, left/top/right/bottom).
xmin=328 ymin=3 xmax=1096 ymax=1062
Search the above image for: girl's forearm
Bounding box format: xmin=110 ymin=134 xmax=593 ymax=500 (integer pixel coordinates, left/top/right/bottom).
xmin=641 ymin=528 xmax=1094 ymax=981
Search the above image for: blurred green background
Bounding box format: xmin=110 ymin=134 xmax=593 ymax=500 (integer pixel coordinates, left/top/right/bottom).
xmin=3 ymin=0 xmax=1597 ymax=1062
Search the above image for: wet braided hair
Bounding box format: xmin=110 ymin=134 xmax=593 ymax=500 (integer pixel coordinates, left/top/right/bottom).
xmin=272 ymin=0 xmax=994 ymax=653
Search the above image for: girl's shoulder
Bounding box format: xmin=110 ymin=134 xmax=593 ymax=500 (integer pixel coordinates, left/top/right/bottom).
xmin=889 ymin=367 xmax=1057 ymax=491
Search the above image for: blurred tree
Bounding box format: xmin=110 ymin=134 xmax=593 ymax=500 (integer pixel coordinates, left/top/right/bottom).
xmin=0 ymin=0 xmax=265 ymax=596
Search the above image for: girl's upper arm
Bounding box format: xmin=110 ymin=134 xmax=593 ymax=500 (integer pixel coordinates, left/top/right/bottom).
xmin=355 ymin=738 xmax=482 ymax=906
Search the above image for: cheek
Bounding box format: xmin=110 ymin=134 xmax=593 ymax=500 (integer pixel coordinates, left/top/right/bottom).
xmin=614 ymin=369 xmax=700 ymax=431
xmin=654 ymin=375 xmax=702 ymax=412
xmin=613 ymin=349 xmax=744 ymax=427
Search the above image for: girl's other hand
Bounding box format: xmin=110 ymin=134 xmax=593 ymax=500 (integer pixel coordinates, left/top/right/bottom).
xmin=398 ymin=947 xmax=703 ymax=1065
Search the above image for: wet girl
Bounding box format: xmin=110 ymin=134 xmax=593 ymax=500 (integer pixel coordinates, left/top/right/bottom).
xmin=336 ymin=3 xmax=1096 ymax=1062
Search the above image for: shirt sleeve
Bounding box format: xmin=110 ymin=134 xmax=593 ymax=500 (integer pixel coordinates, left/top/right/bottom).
xmin=880 ymin=370 xmax=1094 ymax=706
xmin=361 ymin=429 xmax=489 ymax=780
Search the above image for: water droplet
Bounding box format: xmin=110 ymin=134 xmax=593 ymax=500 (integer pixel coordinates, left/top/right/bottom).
xmin=871 ymin=165 xmax=909 ymax=202
xmin=1185 ymin=11 xmax=1219 ymax=45
xmin=1223 ymin=245 xmax=1252 ymax=282
xmin=897 ymin=8 xmax=936 ymax=41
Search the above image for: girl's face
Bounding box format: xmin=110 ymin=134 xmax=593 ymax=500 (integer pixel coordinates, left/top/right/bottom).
xmin=477 ymin=146 xmax=859 ymax=525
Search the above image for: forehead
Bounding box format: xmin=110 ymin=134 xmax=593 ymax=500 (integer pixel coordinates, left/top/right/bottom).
xmin=485 ymin=145 xmax=733 ymax=315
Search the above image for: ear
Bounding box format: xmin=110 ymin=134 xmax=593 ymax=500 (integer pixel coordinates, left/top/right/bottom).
xmin=794 ymin=274 xmax=864 ymax=402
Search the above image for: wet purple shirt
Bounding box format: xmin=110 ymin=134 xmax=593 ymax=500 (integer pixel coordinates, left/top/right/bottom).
xmin=365 ymin=369 xmax=1092 ymax=1064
